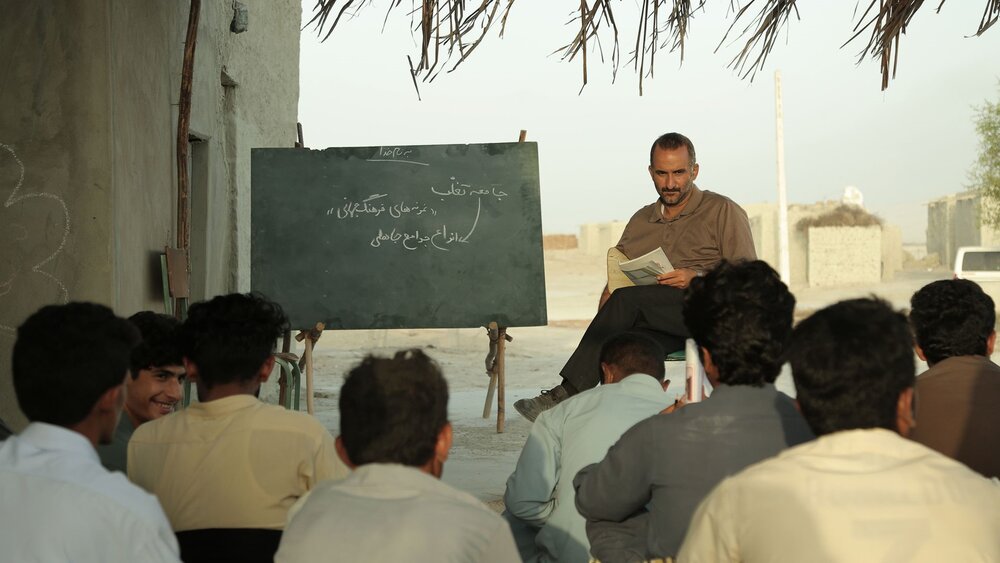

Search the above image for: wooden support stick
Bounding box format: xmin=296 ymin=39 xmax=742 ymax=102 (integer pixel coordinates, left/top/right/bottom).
xmin=295 ymin=322 xmax=325 ymax=415
xmin=496 ymin=325 xmax=507 ymax=433
xmin=483 ymin=373 xmax=498 ymax=418
xmin=483 ymin=323 xmax=500 ymax=418
xmin=278 ymin=330 xmax=291 ymax=406
xmin=304 ymin=338 xmax=315 ymax=414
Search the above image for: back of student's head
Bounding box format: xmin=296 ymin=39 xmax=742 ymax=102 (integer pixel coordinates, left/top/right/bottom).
xmin=12 ymin=302 xmax=140 ymax=426
xmin=338 ymin=349 xmax=448 ymax=467
xmin=179 ymin=293 xmax=288 ymax=387
xmin=910 ymin=279 xmax=995 ymax=365
xmin=788 ymin=298 xmax=915 ymax=436
xmin=128 ymin=311 xmax=182 ymax=378
xmin=682 ymin=260 xmax=795 ymax=386
xmin=599 ymin=332 xmax=665 ymax=381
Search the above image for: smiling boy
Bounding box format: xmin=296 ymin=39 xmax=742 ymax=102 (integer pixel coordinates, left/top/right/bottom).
xmin=97 ymin=312 xmax=184 ymax=472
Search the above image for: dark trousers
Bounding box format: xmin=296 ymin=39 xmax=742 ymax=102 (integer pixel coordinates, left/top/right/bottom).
xmin=559 ymin=285 xmax=690 ymax=392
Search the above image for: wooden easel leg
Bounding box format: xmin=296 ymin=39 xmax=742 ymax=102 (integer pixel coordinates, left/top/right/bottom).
xmin=483 ymin=373 xmax=498 ymax=418
xmin=279 ymin=330 xmax=291 ymax=407
xmin=305 ymin=337 xmax=315 ymax=415
xmin=497 ymin=327 xmax=507 ymax=433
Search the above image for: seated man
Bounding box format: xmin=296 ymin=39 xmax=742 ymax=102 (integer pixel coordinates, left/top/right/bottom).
xmin=909 ymin=279 xmax=1000 ymax=477
xmin=128 ymin=293 xmax=348 ymax=533
xmin=679 ymin=298 xmax=1000 ymax=562
xmin=574 ymin=260 xmax=813 ymax=561
xmin=97 ymin=311 xmax=185 ymax=472
xmin=0 ymin=302 xmax=180 ymax=562
xmin=516 ymin=132 xmax=756 ymax=421
xmin=504 ymin=332 xmax=673 ymax=563
xmin=275 ymin=350 xmax=520 ymax=562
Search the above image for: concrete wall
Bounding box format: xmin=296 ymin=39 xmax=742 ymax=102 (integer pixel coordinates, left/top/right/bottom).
xmin=807 ymin=227 xmax=882 ymax=287
xmin=578 ymin=221 xmax=628 ymax=256
xmin=881 ymin=225 xmax=903 ymax=281
xmin=0 ymin=1 xmax=301 ymax=430
xmin=926 ymin=191 xmax=1000 ymax=268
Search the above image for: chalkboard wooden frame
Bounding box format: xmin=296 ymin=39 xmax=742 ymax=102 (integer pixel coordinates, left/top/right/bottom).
xmin=250 ymin=143 xmax=548 ymax=331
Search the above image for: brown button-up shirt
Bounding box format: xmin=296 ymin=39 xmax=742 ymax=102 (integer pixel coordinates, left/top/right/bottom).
xmin=911 ymin=354 xmax=1000 ymax=478
xmin=615 ymin=185 xmax=756 ymax=270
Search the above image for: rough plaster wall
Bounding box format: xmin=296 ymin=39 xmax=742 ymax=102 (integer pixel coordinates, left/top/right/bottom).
xmin=110 ymin=2 xmax=178 ymax=315
xmin=0 ymin=2 xmax=115 ymax=429
xmin=0 ymin=0 xmax=303 ymax=428
xmin=225 ymin=0 xmax=303 ymax=293
xmin=808 ymin=227 xmax=882 ymax=288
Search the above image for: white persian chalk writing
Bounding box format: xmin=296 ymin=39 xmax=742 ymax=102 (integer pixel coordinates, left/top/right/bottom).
xmin=365 ymin=146 xmax=430 ymax=166
xmin=430 ymin=177 xmax=508 ymax=200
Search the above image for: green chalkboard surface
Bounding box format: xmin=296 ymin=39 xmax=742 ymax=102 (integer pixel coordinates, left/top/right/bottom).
xmin=251 ymin=143 xmax=547 ymax=330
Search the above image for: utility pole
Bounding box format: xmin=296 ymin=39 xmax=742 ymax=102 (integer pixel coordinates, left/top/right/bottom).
xmin=775 ymin=70 xmax=791 ymax=283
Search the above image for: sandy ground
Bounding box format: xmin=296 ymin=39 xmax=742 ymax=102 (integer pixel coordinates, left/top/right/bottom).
xmin=273 ymin=249 xmax=951 ymax=509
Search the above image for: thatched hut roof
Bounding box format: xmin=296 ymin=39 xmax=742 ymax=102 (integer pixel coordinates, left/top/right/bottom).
xmin=796 ymin=204 xmax=884 ymax=232
xmin=307 ymin=1 xmax=998 ymax=93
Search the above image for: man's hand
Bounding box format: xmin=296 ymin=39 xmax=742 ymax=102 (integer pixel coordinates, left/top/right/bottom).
xmin=661 ymin=395 xmax=687 ymax=415
xmin=656 ymin=268 xmax=698 ymax=289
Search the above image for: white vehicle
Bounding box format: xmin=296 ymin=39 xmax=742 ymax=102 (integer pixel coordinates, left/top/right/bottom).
xmin=954 ymin=247 xmax=1000 ymax=308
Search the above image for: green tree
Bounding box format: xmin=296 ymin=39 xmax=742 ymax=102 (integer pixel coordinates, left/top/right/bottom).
xmin=974 ymin=89 xmax=1000 ymax=228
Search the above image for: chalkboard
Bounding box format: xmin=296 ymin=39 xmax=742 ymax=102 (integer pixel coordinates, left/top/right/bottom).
xmin=250 ymin=143 xmax=547 ymax=330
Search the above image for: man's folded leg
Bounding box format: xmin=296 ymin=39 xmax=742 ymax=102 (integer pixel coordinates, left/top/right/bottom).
xmin=514 ymin=285 xmax=689 ymax=422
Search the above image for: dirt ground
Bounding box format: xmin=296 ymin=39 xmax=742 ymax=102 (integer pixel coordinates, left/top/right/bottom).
xmin=273 ymin=249 xmax=951 ymax=509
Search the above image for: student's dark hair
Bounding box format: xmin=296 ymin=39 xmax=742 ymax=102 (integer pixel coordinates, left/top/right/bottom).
xmin=599 ymin=332 xmax=665 ymax=381
xmin=12 ymin=302 xmax=140 ymax=426
xmin=788 ymin=298 xmax=915 ymax=436
xmin=179 ymin=293 xmax=288 ymax=388
xmin=682 ymin=260 xmax=794 ymax=386
xmin=909 ymin=279 xmax=995 ymax=365
xmin=339 ymin=349 xmax=448 ymax=467
xmin=650 ymin=132 xmax=697 ymax=166
xmin=128 ymin=311 xmax=182 ymax=378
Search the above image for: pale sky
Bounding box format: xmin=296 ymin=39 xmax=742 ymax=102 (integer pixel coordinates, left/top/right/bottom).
xmin=298 ymin=2 xmax=1000 ymax=242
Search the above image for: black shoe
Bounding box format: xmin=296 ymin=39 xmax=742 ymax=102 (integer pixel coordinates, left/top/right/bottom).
xmin=513 ymin=385 xmax=571 ymax=422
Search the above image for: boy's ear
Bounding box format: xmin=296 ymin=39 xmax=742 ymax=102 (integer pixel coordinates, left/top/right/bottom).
xmin=896 ymin=387 xmax=917 ymax=437
xmin=259 ymin=355 xmax=276 ymax=383
xmin=335 ymin=436 xmax=357 ymax=469
xmin=96 ymin=384 xmax=125 ymax=414
xmin=436 ymin=423 xmax=453 ymax=464
xmin=914 ymin=345 xmax=927 ymax=362
xmin=600 ymin=362 xmax=615 ymax=385
xmin=988 ymin=331 xmax=996 ymax=356
xmin=182 ymin=358 xmax=199 ymax=382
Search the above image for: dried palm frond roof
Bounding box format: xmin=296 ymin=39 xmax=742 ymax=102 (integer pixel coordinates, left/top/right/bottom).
xmin=306 ymin=0 xmax=999 ymax=94
xmin=796 ymin=204 xmax=884 ymax=232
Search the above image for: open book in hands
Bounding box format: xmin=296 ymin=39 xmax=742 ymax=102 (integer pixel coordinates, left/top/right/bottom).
xmin=617 ymin=247 xmax=674 ymax=286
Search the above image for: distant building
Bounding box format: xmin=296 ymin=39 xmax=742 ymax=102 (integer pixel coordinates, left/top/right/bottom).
xmin=745 ymin=201 xmax=902 ymax=287
xmin=926 ymin=191 xmax=1000 ymax=268
xmin=579 ymin=199 xmax=902 ymax=288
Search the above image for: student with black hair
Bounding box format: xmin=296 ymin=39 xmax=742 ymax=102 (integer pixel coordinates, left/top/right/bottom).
xmin=128 ymin=293 xmax=348 ymax=537
xmin=679 ymin=298 xmax=1000 ymax=562
xmin=504 ymin=332 xmax=673 ymax=563
xmin=574 ymin=260 xmax=813 ymax=561
xmin=97 ymin=311 xmax=185 ymax=472
xmin=909 ymin=279 xmax=1000 ymax=477
xmin=0 ymin=302 xmax=180 ymax=562
xmin=275 ymin=349 xmax=520 ymax=562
